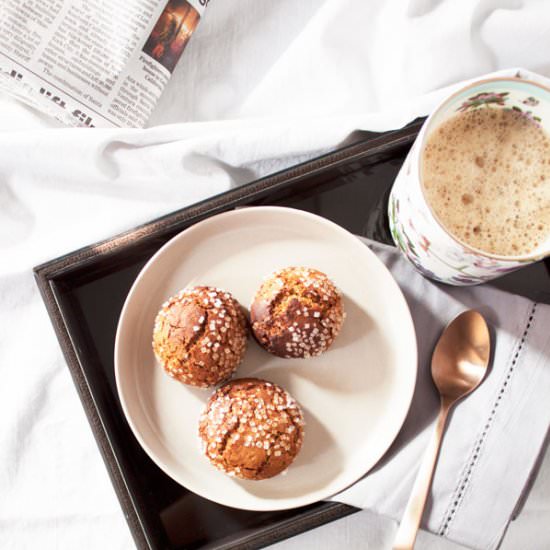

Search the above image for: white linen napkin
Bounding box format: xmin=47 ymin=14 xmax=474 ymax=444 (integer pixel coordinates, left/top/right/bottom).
xmin=330 ymin=239 xmax=550 ymax=550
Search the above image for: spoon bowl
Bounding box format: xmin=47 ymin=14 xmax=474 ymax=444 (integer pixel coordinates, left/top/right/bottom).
xmin=432 ymin=310 xmax=491 ymax=403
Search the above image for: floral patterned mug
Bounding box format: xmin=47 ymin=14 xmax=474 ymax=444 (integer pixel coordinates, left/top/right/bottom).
xmin=388 ymin=76 xmax=550 ymax=285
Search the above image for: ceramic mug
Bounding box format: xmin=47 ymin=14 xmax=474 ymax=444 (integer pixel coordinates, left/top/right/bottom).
xmin=388 ymin=76 xmax=550 ymax=285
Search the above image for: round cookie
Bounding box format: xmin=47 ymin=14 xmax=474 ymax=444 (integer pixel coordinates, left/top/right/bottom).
xmin=198 ymin=378 xmax=305 ymax=480
xmin=250 ymin=267 xmax=345 ymax=358
xmin=152 ymin=286 xmax=247 ymax=388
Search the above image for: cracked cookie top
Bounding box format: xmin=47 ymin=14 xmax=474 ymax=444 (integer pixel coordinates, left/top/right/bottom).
xmin=250 ymin=267 xmax=345 ymax=358
xmin=152 ymin=286 xmax=248 ymax=388
xmin=198 ymin=378 xmax=305 ymax=480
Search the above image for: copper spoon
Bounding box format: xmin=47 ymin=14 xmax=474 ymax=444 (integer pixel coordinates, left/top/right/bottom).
xmin=392 ymin=310 xmax=491 ymax=550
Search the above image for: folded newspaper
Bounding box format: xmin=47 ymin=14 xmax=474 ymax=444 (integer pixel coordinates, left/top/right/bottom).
xmin=0 ymin=0 xmax=208 ymax=128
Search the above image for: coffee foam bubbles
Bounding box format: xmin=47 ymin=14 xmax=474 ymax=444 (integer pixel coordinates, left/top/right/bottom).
xmin=421 ymin=107 xmax=550 ymax=257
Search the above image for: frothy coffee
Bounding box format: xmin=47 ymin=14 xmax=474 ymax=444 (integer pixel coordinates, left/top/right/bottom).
xmin=422 ymin=108 xmax=550 ymax=256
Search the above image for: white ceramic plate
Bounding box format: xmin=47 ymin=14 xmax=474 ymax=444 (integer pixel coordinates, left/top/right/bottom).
xmin=115 ymin=206 xmax=417 ymax=511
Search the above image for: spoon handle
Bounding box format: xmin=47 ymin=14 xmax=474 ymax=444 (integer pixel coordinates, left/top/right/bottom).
xmin=392 ymin=403 xmax=451 ymax=550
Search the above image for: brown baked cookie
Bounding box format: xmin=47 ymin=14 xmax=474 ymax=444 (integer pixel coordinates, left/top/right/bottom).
xmin=250 ymin=267 xmax=345 ymax=358
xmin=152 ymin=286 xmax=247 ymax=388
xmin=198 ymin=378 xmax=305 ymax=480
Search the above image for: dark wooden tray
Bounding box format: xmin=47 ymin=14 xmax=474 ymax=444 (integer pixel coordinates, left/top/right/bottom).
xmin=34 ymin=119 xmax=550 ymax=550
